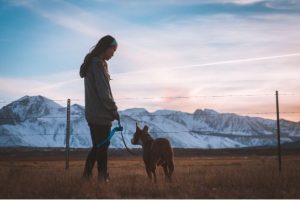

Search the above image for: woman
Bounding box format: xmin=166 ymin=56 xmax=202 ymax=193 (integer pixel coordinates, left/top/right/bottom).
xmin=79 ymin=35 xmax=119 ymax=182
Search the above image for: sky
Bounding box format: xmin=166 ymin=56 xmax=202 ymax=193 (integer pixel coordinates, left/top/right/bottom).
xmin=0 ymin=0 xmax=300 ymax=122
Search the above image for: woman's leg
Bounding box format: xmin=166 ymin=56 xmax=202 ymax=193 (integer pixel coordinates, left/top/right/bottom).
xmin=83 ymin=147 xmax=96 ymax=178
xmin=83 ymin=124 xmax=111 ymax=180
xmin=92 ymin=125 xmax=111 ymax=181
xmin=83 ymin=124 xmax=98 ymax=178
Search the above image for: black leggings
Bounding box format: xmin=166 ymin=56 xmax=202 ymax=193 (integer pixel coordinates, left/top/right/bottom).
xmin=83 ymin=123 xmax=111 ymax=178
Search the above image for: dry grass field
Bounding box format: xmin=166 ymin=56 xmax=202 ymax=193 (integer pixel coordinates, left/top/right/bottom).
xmin=0 ymin=149 xmax=300 ymax=198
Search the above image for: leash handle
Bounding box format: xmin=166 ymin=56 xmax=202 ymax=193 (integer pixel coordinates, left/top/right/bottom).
xmin=96 ymin=124 xmax=122 ymax=148
xmin=116 ymin=120 xmax=123 ymax=131
xmin=96 ymin=119 xmax=134 ymax=155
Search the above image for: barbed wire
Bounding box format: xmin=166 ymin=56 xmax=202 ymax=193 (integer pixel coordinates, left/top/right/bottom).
xmin=0 ymin=111 xmax=300 ymax=120
xmin=0 ymin=133 xmax=66 ymax=136
xmin=0 ymin=99 xmax=82 ymax=104
xmin=1 ymin=129 xmax=300 ymax=138
xmin=122 ymin=112 xmax=300 ymax=116
xmin=1 ymin=93 xmax=300 ymax=104
xmin=0 ymin=114 xmax=82 ymax=120
xmin=115 ymin=93 xmax=300 ymax=100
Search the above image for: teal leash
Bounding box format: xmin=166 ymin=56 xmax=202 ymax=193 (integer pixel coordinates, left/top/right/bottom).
xmin=96 ymin=121 xmax=136 ymax=155
xmin=95 ymin=122 xmax=123 ymax=148
xmin=119 ymin=122 xmax=136 ymax=155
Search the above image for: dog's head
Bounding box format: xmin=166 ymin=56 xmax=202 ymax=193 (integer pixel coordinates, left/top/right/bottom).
xmin=131 ymin=122 xmax=149 ymax=145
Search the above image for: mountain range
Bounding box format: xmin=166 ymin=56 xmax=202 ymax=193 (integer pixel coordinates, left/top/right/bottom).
xmin=0 ymin=95 xmax=299 ymax=149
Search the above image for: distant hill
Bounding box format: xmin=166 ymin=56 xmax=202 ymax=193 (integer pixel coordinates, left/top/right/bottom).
xmin=0 ymin=95 xmax=299 ymax=148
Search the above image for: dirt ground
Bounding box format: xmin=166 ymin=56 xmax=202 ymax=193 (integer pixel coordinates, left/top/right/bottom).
xmin=0 ymin=148 xmax=300 ymax=198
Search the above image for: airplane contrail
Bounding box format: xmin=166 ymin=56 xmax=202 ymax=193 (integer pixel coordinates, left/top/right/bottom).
xmin=114 ymin=52 xmax=300 ymax=76
xmin=36 ymin=52 xmax=300 ymax=89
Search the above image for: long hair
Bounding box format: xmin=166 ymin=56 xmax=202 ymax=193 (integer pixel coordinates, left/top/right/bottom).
xmin=79 ymin=35 xmax=117 ymax=78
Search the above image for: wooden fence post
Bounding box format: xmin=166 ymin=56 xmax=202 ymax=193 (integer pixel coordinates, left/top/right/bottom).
xmin=276 ymin=91 xmax=282 ymax=172
xmin=65 ymin=99 xmax=71 ymax=170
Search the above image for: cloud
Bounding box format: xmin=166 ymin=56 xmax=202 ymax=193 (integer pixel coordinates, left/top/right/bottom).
xmin=265 ymin=0 xmax=300 ymax=10
xmin=0 ymin=69 xmax=84 ymax=107
xmin=112 ymin=53 xmax=300 ymax=76
xmin=2 ymin=0 xmax=300 ymax=122
xmin=8 ymin=0 xmax=104 ymax=39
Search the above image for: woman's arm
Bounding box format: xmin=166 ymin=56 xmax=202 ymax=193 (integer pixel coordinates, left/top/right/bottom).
xmin=90 ymin=61 xmax=118 ymax=113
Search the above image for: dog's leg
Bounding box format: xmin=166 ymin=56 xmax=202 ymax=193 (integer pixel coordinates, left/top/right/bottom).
xmin=150 ymin=164 xmax=157 ymax=183
xmin=162 ymin=163 xmax=170 ymax=182
xmin=167 ymin=160 xmax=174 ymax=182
xmin=146 ymin=165 xmax=152 ymax=181
xmin=153 ymin=170 xmax=157 ymax=183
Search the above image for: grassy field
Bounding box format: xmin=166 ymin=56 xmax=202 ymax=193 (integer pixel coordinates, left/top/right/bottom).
xmin=0 ymin=149 xmax=300 ymax=198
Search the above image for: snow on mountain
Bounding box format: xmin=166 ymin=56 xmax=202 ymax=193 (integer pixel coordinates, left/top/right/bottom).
xmin=0 ymin=95 xmax=63 ymax=125
xmin=192 ymin=109 xmax=277 ymax=136
xmin=0 ymin=95 xmax=299 ymax=149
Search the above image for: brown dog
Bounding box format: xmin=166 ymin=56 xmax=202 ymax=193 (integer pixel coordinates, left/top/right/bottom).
xmin=131 ymin=123 xmax=174 ymax=183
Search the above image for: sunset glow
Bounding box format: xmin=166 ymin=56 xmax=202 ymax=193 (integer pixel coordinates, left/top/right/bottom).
xmin=0 ymin=0 xmax=299 ymax=121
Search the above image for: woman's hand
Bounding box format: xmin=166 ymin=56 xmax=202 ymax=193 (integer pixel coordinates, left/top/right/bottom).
xmin=113 ymin=110 xmax=120 ymax=122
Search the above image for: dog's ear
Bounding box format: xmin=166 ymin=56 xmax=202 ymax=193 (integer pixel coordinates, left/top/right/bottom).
xmin=136 ymin=122 xmax=140 ymax=130
xmin=143 ymin=125 xmax=149 ymax=133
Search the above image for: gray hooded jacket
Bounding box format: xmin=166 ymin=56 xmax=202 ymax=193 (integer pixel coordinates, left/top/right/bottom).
xmin=84 ymin=57 xmax=117 ymax=125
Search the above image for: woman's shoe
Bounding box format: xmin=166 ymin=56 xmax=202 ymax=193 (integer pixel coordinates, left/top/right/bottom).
xmin=98 ymin=173 xmax=110 ymax=183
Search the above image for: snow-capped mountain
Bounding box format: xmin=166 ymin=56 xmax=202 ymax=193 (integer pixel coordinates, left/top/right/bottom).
xmin=0 ymin=95 xmax=299 ymax=149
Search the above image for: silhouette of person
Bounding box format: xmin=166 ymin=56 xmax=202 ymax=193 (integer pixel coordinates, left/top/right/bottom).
xmin=79 ymin=35 xmax=119 ymax=182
